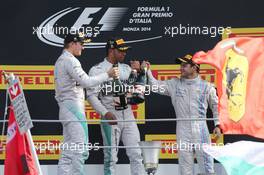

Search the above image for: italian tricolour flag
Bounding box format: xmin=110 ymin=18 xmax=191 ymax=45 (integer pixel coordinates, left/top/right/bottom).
xmin=203 ymin=141 xmax=264 ymax=175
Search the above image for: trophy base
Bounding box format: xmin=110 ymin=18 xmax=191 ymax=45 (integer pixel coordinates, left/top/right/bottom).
xmin=145 ymin=163 xmax=158 ymax=175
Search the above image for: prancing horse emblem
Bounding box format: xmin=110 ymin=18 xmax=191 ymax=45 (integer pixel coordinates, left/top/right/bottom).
xmin=222 ymin=49 xmax=248 ymax=122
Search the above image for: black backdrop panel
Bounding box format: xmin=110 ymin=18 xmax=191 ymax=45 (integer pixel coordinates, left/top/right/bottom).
xmin=0 ymin=0 xmax=264 ymax=164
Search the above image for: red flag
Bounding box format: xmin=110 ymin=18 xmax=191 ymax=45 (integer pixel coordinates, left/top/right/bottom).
xmin=193 ymin=37 xmax=264 ymax=139
xmin=4 ymin=106 xmax=39 ymax=175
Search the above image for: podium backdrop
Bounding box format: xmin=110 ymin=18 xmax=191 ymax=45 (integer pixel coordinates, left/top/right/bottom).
xmin=0 ymin=0 xmax=263 ymax=165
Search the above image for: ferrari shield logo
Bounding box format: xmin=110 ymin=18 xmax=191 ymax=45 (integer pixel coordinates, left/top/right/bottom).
xmin=222 ymin=49 xmax=248 ymax=122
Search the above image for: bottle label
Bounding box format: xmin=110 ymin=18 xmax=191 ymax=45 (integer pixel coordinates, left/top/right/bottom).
xmin=113 ymin=95 xmax=128 ymax=110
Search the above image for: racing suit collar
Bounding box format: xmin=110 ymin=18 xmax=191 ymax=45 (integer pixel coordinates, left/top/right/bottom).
xmin=104 ymin=57 xmax=121 ymax=67
xmin=181 ymin=75 xmax=200 ymax=85
xmin=63 ymin=49 xmax=74 ymax=57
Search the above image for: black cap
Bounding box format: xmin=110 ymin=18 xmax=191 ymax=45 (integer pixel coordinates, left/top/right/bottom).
xmin=64 ymin=32 xmax=91 ymax=45
xmin=177 ymin=54 xmax=200 ymax=69
xmin=105 ymin=38 xmax=131 ymax=52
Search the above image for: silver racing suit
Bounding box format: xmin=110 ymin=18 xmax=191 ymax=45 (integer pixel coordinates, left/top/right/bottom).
xmin=54 ymin=50 xmax=109 ymax=175
xmin=147 ymin=70 xmax=219 ymax=175
xmin=86 ymin=58 xmax=144 ymax=175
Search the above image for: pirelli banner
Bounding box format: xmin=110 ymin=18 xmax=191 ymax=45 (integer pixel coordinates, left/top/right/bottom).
xmin=0 ymin=64 xmax=215 ymax=125
xmin=145 ymin=134 xmax=224 ymax=159
xmin=0 ymin=66 xmax=54 ymax=90
xmin=150 ymin=65 xmax=216 ymax=84
xmin=222 ymin=27 xmax=264 ymax=39
xmin=0 ymin=136 xmax=63 ymax=160
xmin=0 ymin=65 xmax=216 ymax=89
xmin=0 ymin=135 xmax=223 ymax=160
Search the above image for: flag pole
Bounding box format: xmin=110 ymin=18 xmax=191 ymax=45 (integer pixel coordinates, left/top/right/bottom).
xmin=2 ymin=71 xmax=43 ymax=175
xmin=26 ymin=130 xmax=43 ymax=175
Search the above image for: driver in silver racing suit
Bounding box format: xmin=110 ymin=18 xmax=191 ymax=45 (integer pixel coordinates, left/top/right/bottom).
xmin=145 ymin=55 xmax=221 ymax=175
xmin=54 ymin=33 xmax=118 ymax=175
xmin=86 ymin=38 xmax=144 ymax=175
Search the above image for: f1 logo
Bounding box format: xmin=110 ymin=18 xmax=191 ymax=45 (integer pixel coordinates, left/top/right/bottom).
xmin=37 ymin=7 xmax=128 ymax=48
xmin=72 ymin=7 xmax=128 ymax=31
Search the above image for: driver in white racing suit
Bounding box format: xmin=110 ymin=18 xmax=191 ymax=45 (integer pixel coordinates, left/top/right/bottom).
xmin=145 ymin=55 xmax=222 ymax=175
xmin=86 ymin=38 xmax=144 ymax=175
xmin=54 ymin=33 xmax=118 ymax=175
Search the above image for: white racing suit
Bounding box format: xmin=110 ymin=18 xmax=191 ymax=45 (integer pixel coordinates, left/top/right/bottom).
xmin=54 ymin=50 xmax=109 ymax=175
xmin=86 ymin=58 xmax=144 ymax=175
xmin=147 ymin=70 xmax=219 ymax=175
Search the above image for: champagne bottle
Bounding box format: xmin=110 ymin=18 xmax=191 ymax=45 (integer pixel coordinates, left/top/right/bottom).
xmin=129 ymin=66 xmax=147 ymax=104
xmin=112 ymin=64 xmax=128 ymax=110
xmin=127 ymin=69 xmax=137 ymax=85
